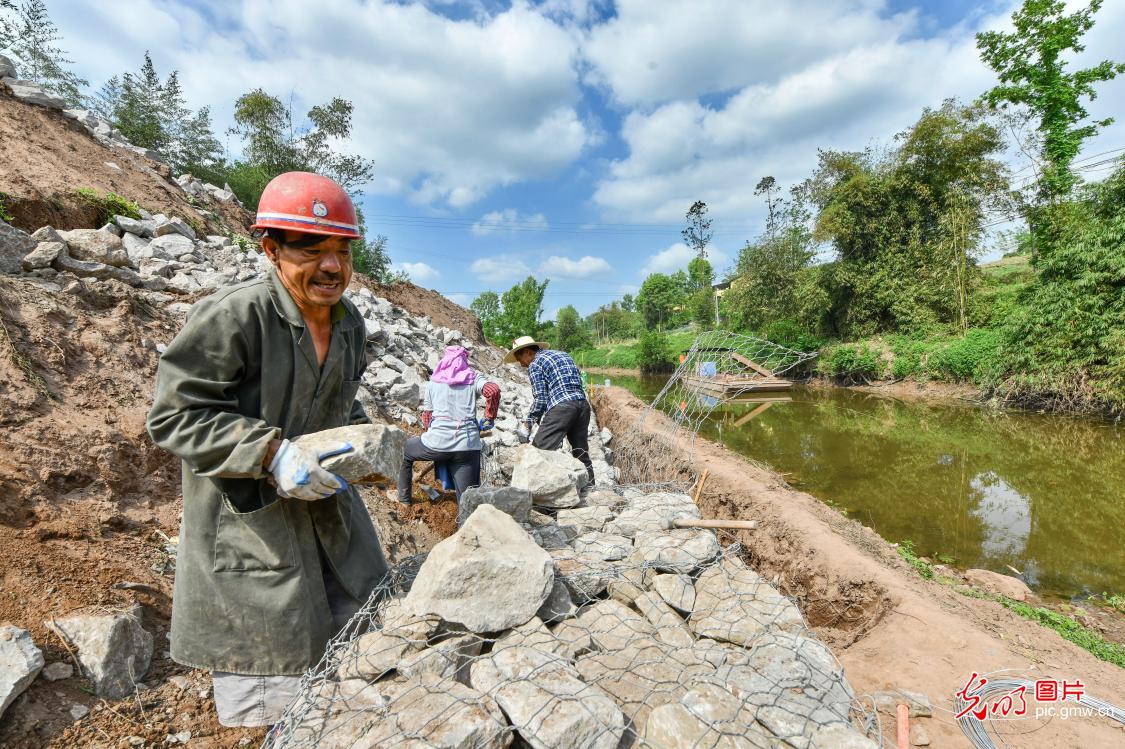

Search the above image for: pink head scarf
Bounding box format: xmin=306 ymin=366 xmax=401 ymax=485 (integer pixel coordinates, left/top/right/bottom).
xmin=430 ymin=346 xmax=476 ymax=385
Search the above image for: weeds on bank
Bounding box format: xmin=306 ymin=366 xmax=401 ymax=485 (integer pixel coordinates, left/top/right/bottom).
xmin=996 ymin=597 xmax=1125 ymax=668
xmin=895 ymin=539 xmax=934 ymax=579
xmin=74 ymin=187 xmax=142 ymax=225
xmin=895 ymin=538 xmax=1125 ymax=668
xmin=0 ymin=316 xmax=53 ymax=400
xmin=0 ymin=191 xmax=14 ymax=223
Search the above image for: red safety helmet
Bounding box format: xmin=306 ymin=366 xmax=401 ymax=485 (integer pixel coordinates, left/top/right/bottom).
xmin=251 ymin=172 xmax=361 ymax=239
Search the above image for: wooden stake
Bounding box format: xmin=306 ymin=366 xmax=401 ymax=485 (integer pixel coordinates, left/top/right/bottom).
xmin=896 ymin=704 xmax=910 ymax=749
xmin=663 ymin=518 xmax=758 ymax=531
xmin=692 ymin=469 xmax=710 ymax=504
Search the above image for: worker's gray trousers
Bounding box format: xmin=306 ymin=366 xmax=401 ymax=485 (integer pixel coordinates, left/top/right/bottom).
xmin=396 ymin=436 xmax=482 ymax=502
xmin=211 ymin=557 xmax=361 ymax=727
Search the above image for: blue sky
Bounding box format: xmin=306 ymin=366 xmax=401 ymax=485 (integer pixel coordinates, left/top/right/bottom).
xmin=43 ymin=0 xmax=1125 ymax=317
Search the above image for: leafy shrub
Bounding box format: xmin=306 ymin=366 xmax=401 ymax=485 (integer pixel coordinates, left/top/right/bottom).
xmin=0 ymin=192 xmax=14 ymax=223
xmin=75 ymin=188 xmax=142 ymax=224
xmin=637 ymin=331 xmax=673 ymax=373
xmin=819 ymin=343 xmax=882 ymax=382
xmin=929 ymin=329 xmax=1004 ymax=382
xmin=761 ymin=318 xmax=825 ymax=354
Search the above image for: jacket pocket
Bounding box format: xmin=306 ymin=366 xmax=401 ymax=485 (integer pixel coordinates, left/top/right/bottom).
xmin=213 ymin=494 xmax=297 ymax=572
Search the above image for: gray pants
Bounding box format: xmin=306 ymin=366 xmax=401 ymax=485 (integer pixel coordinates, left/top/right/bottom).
xmin=533 ymin=399 xmax=595 ymax=485
xmin=212 ymin=557 xmax=361 ymax=727
xmin=396 ymin=436 xmax=481 ymax=502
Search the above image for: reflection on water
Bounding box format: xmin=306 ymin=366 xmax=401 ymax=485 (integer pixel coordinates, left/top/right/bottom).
xmin=605 ymin=373 xmax=1125 ymax=599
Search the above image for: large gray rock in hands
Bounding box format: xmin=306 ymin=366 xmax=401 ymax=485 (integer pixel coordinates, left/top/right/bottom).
xmin=46 ymin=604 xmax=152 ymax=699
xmin=0 ymin=220 xmax=37 ymax=275
xmin=511 ymin=445 xmax=586 ymax=508
xmin=405 ymin=504 xmax=554 ymax=633
xmin=0 ymin=625 xmax=44 ymax=719
xmin=292 ymin=423 xmax=407 ymax=484
xmin=59 ymin=229 xmax=131 ymax=267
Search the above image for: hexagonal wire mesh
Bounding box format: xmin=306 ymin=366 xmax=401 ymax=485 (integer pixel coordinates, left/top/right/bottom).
xmin=601 ymin=330 xmax=817 ymax=491
xmin=263 ymin=534 xmax=883 ymax=748
xmin=263 ymin=332 xmax=888 ymax=748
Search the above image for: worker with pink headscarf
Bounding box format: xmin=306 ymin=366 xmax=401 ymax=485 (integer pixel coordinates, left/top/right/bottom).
xmin=395 ymin=345 xmax=501 ymax=504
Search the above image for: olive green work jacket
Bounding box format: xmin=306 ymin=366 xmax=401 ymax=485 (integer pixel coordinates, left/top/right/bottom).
xmin=147 ymin=267 xmax=389 ymax=675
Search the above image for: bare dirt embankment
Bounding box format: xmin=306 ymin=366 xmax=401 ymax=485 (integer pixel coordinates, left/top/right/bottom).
xmin=0 ymin=273 xmax=461 ymax=747
xmin=0 ymin=89 xmax=249 ymax=235
xmin=592 ymin=386 xmax=1125 ymax=749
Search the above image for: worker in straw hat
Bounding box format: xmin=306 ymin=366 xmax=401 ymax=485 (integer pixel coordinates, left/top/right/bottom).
xmin=147 ymin=171 xmax=389 ymax=728
xmin=505 ymin=335 xmax=595 ymax=487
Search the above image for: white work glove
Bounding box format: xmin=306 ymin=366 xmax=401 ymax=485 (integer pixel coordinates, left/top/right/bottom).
xmin=268 ymin=439 xmax=353 ymax=501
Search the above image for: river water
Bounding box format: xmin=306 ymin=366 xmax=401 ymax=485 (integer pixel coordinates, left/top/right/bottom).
xmin=601 ymin=373 xmax=1124 ymax=600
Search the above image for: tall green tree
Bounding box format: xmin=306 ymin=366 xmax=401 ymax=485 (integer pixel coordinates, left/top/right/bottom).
xmin=977 ymin=0 xmax=1124 ymax=201
xmin=96 ymin=52 xmax=223 ymax=176
xmin=553 ymin=305 xmax=591 ymax=352
xmin=587 ymin=301 xmax=638 ymax=342
xmin=226 ymin=89 xmax=374 ymax=208
xmin=681 ymin=200 xmax=713 ymax=258
xmin=807 ymin=100 xmax=1008 ymax=336
xmin=636 ymin=272 xmax=687 ymax=329
xmin=620 ymin=293 xmax=636 ymax=312
xmin=0 ymin=0 xmax=88 ymax=106
xmin=494 ymin=276 xmax=549 ymax=347
xmin=470 ymin=291 xmax=502 ymax=343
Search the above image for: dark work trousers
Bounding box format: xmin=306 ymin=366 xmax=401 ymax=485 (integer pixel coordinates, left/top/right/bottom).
xmin=397 ymin=436 xmax=481 ymax=503
xmin=532 ymin=399 xmax=595 ymax=486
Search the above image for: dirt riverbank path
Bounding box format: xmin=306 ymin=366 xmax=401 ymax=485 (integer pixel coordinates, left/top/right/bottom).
xmin=593 ymin=386 xmax=1125 ymax=749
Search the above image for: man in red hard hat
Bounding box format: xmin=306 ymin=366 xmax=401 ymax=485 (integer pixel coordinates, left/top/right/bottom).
xmin=148 ymin=172 xmax=389 ymax=727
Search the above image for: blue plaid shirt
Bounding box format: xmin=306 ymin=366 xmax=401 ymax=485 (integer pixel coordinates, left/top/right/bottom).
xmin=527 ymin=349 xmax=586 ymax=424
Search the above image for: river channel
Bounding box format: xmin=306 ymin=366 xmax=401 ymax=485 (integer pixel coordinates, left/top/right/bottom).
xmin=600 ymin=373 xmax=1124 ymax=601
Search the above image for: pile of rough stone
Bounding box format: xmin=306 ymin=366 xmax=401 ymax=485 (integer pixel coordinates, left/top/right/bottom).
xmin=1 ymin=53 xmax=238 ymax=205
xmin=1 ymin=212 xmax=572 ymax=453
xmin=272 ymin=469 xmax=879 ymax=749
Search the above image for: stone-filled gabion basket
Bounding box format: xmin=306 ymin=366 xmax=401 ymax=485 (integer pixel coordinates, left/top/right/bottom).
xmin=263 ymin=497 xmax=879 ymax=749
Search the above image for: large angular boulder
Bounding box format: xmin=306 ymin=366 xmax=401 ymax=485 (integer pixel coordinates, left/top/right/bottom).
xmin=642 ymin=683 xmax=769 ymax=749
xmin=46 ymin=603 xmax=152 ymax=699
xmin=21 ymin=241 xmax=64 ymax=271
xmin=291 ymin=423 xmax=407 ymax=484
xmin=690 ymin=557 xmax=805 ymax=648
xmin=0 ymin=220 xmax=37 ymax=275
xmin=604 ymin=492 xmax=701 ymax=537
xmin=146 ymin=234 xmax=195 ymax=260
xmin=511 ymin=446 xmax=586 ymax=508
xmin=457 ymin=485 xmax=532 ymax=526
xmin=652 ymin=573 xmax=696 ymax=613
xmin=0 ymin=53 xmax=16 ymax=79
xmin=286 ymin=676 xmax=511 ymax=749
xmin=633 ymin=528 xmax=720 ymax=573
xmin=0 ymin=625 xmax=44 ymax=719
xmin=58 ymin=229 xmax=130 ymax=267
xmin=576 ymin=599 xmax=655 ymax=652
xmin=471 ymin=646 xmax=624 ymax=749
xmin=113 ymin=215 xmax=157 ymax=238
xmin=405 ymin=504 xmax=554 ymax=633
xmin=5 ymin=79 xmax=66 ymax=108
xmin=53 ymin=252 xmax=143 ymax=286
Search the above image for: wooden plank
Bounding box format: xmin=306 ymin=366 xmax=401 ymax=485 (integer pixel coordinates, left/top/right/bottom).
xmin=733 ymin=401 xmax=775 ymax=427
xmin=730 ymin=351 xmax=776 ymax=378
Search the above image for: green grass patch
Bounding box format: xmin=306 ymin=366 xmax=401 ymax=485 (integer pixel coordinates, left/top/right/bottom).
xmin=75 ymin=188 xmax=143 ymax=225
xmin=997 ymin=597 xmax=1125 ymax=668
xmin=895 ymin=539 xmax=934 ymax=580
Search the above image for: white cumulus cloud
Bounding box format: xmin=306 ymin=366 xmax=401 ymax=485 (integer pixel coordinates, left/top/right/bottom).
xmin=396 ymin=261 xmax=440 ymax=284
xmin=640 ymin=243 xmax=729 ymax=276
xmin=471 ymin=208 xmax=550 ymax=235
xmin=538 ymin=254 xmax=612 ymax=279
xmin=469 ymin=255 xmax=533 ymax=281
